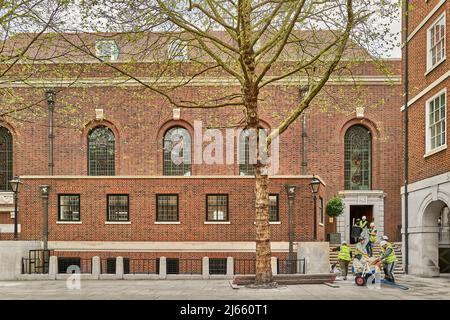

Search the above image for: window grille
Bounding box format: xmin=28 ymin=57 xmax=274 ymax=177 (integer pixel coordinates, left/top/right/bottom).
xmin=163 ymin=127 xmax=191 ymax=176
xmin=88 ymin=126 xmax=115 ymax=176
xmin=209 ymin=258 xmax=227 ymax=275
xmin=206 ymin=195 xmax=228 ymax=221
xmin=107 ymin=195 xmax=129 ymax=221
xmin=58 ymin=195 xmax=80 ymax=221
xmin=157 ymin=195 xmax=179 ymax=222
xmin=239 ymin=128 xmax=267 ymax=176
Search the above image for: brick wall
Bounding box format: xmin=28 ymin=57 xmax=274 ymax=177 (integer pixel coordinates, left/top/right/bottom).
xmin=403 ymin=2 xmax=449 ymax=184
xmin=19 ymin=177 xmax=326 ymax=243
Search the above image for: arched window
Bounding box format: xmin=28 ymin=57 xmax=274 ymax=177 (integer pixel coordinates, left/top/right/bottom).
xmin=239 ymin=128 xmax=267 ymax=176
xmin=344 ymin=125 xmax=372 ymax=190
xmin=0 ymin=127 xmax=12 ymax=191
xmin=163 ymin=126 xmax=191 ymax=176
xmin=88 ymin=126 xmax=115 ymax=176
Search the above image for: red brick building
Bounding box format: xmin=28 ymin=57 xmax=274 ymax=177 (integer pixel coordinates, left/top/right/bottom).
xmin=402 ymin=1 xmax=450 ymax=276
xmin=0 ymin=32 xmax=402 ymax=274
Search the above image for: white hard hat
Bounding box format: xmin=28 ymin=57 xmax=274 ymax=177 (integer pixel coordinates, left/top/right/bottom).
xmin=382 ymin=235 xmax=389 ymax=240
xmin=341 ymin=240 xmax=347 ymax=245
xmin=380 ymin=241 xmax=387 ymax=247
xmin=362 ymin=216 xmax=367 ymax=220
xmin=370 ymin=222 xmax=375 ymax=227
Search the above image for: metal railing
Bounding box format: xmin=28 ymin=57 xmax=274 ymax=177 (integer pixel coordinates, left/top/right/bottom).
xmin=234 ymin=259 xmax=256 ymax=275
xmin=22 ymin=258 xmax=49 ymax=274
xmin=127 ymin=259 xmax=158 ymax=274
xmin=57 ymin=257 xmax=92 ymax=274
xmin=277 ymin=259 xmax=307 ymax=274
xmin=177 ymin=259 xmax=202 ymax=275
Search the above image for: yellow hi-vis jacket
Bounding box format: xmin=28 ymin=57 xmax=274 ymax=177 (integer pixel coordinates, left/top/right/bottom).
xmin=369 ymin=228 xmax=377 ymax=243
xmin=381 ymin=242 xmax=398 ymax=264
xmin=338 ymin=245 xmax=352 ymax=262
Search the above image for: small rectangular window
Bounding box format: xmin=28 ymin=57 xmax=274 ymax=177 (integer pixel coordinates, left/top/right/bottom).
xmin=209 ymin=258 xmax=227 ymax=275
xmin=107 ymin=195 xmax=129 ymax=221
xmin=269 ymin=194 xmax=279 ymax=221
xmin=58 ymin=195 xmax=80 ymax=221
xmin=206 ymin=195 xmax=228 ymax=221
xmin=57 ymin=257 xmax=80 ymax=274
xmin=106 ymin=258 xmax=116 ymax=274
xmin=157 ymin=195 xmax=179 ymax=222
xmin=167 ymin=258 xmax=180 ymax=274
xmin=427 ymin=14 xmax=446 ymax=71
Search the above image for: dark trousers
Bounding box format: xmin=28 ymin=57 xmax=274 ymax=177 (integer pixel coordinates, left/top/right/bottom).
xmin=383 ymin=263 xmax=396 ymax=283
xmin=366 ymin=242 xmax=374 ymax=257
xmin=339 ymin=259 xmax=350 ymax=277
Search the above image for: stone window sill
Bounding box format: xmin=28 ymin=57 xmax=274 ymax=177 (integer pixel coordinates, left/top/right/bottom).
xmin=56 ymin=221 xmax=82 ymax=224
xmin=105 ymin=221 xmax=131 ymax=225
xmin=424 ymin=144 xmax=447 ymax=158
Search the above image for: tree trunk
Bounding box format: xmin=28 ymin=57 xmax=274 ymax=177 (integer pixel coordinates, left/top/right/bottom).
xmin=254 ymin=163 xmax=273 ymax=284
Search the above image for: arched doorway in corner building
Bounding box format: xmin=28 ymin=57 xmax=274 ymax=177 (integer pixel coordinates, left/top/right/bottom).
xmin=438 ymin=205 xmax=450 ymax=273
xmin=421 ymin=200 xmax=450 ymax=276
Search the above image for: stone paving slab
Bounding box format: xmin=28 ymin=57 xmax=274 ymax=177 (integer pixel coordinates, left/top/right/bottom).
xmin=0 ymin=275 xmax=449 ymax=300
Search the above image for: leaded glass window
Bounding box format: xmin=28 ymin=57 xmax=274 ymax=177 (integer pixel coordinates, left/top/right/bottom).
xmin=156 ymin=194 xmax=179 ymax=222
xmin=107 ymin=195 xmax=129 ymax=221
xmin=206 ymin=194 xmax=228 ymax=221
xmin=58 ymin=195 xmax=80 ymax=221
xmin=0 ymin=127 xmax=12 ymax=191
xmin=344 ymin=125 xmax=371 ymax=190
xmin=239 ymin=128 xmax=267 ymax=176
xmin=163 ymin=127 xmax=191 ymax=176
xmin=88 ymin=126 xmax=115 ymax=176
xmin=269 ymin=194 xmax=279 ymax=222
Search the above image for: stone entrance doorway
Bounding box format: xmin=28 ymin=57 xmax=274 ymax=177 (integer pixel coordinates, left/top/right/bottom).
xmin=337 ymin=190 xmax=385 ymax=244
xmin=349 ymin=205 xmax=373 ymax=244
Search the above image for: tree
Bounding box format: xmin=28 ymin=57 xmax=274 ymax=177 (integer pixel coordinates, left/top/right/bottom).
xmin=5 ymin=0 xmax=399 ymax=285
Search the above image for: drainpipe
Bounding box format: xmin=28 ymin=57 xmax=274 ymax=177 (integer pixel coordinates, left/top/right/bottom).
xmin=45 ymin=89 xmax=56 ymax=176
xmin=403 ymin=0 xmax=409 ymax=275
xmin=301 ymin=115 xmax=307 ymax=175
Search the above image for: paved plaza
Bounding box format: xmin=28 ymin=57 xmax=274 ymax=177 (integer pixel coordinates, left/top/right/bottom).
xmin=0 ymin=275 xmax=449 ymax=300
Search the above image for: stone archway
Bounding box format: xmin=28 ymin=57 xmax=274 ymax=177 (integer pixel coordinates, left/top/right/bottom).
xmin=418 ymin=199 xmax=449 ymax=277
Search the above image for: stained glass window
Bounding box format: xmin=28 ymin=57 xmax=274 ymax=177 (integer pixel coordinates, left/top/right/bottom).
xmin=344 ymin=125 xmax=371 ymax=190
xmin=0 ymin=127 xmax=12 ymax=191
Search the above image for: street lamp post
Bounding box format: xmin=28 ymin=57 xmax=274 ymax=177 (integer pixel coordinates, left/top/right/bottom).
xmin=309 ymin=175 xmax=321 ymax=241
xmin=39 ymin=185 xmax=50 ymax=251
xmin=45 ymin=89 xmax=56 ymax=176
xmin=9 ymin=176 xmax=22 ymax=240
xmin=285 ymin=184 xmax=297 ymax=273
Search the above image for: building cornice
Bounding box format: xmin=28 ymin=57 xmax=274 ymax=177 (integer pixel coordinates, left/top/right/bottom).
xmin=0 ymin=75 xmax=401 ymax=88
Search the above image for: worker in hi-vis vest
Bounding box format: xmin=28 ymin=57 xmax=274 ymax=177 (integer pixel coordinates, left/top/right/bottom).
xmin=379 ymin=240 xmax=398 ymax=283
xmin=337 ymin=241 xmax=353 ymax=280
xmin=366 ymin=223 xmax=377 ymax=257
